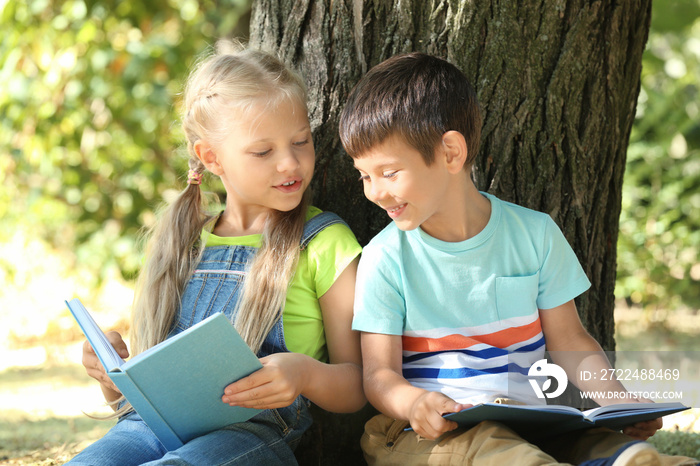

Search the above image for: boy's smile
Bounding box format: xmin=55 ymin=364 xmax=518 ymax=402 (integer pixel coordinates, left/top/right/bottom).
xmin=354 ymin=135 xmax=453 ymax=236
xmin=385 ymin=203 xmax=407 ymax=219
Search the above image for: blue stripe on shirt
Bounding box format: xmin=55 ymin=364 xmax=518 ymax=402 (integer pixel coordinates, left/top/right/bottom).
xmin=402 ymin=335 xmax=546 ymax=364
xmin=403 ymin=362 xmax=532 ymax=380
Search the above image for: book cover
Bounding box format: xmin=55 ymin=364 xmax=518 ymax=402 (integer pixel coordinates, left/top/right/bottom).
xmin=443 ymin=402 xmax=689 ymax=438
xmin=65 ymin=298 xmax=263 ymax=450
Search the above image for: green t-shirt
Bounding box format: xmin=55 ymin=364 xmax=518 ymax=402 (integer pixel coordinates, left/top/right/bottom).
xmin=205 ymin=206 xmax=362 ymax=362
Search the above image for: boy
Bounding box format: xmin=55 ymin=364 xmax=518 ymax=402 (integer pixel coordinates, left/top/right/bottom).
xmin=339 ymin=53 xmax=696 ymax=466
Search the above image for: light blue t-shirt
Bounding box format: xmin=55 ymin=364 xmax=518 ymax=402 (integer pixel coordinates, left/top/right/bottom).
xmin=352 ymin=193 xmax=591 ymax=404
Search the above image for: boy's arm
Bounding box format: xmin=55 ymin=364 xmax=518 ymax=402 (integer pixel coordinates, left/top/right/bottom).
xmin=541 ymin=299 xmax=635 ymax=399
xmin=361 ymin=332 xmax=466 ymax=439
xmin=540 ymin=300 xmax=662 ymax=439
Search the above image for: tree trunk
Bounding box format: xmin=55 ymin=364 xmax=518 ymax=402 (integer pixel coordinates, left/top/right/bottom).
xmin=248 ymin=2 xmax=650 ymax=460
xmin=250 ymin=0 xmax=650 ymax=351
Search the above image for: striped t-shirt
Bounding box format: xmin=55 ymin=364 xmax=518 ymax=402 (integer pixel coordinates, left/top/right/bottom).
xmin=352 ymin=193 xmax=591 ymax=405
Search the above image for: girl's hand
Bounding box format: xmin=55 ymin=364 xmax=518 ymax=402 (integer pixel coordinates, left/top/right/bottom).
xmin=407 ymin=391 xmax=468 ymax=440
xmin=82 ymin=331 xmax=129 ymax=395
xmin=221 ymin=352 xmax=311 ymax=410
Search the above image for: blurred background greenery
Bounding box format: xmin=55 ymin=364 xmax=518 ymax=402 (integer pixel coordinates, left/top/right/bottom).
xmin=616 ymin=0 xmax=700 ymax=315
xmin=1 ymin=0 xmax=698 ymax=323
xmin=1 ymin=0 xmax=248 ymax=290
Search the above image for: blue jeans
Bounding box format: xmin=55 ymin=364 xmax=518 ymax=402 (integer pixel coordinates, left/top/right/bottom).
xmin=68 ymin=396 xmax=312 ymax=465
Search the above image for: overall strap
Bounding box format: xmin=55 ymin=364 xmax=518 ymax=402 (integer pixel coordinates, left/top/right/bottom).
xmin=300 ymin=211 xmax=348 ymax=250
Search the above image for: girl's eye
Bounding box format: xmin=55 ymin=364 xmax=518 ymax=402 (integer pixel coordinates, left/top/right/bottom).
xmin=358 ymin=173 xmax=369 ymax=182
xmin=251 ymin=149 xmax=271 ymax=157
xmin=383 ymin=171 xmax=398 ymax=179
xmin=293 ymin=139 xmax=309 ymax=146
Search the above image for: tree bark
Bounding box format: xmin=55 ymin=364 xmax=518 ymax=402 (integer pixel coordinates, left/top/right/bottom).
xmin=249 ymin=0 xmax=650 ymax=351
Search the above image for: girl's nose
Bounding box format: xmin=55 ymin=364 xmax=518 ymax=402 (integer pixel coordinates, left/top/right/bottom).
xmin=277 ymin=149 xmax=301 ymax=172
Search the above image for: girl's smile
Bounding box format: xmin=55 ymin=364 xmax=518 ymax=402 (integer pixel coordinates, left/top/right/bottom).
xmin=275 ymin=177 xmax=304 ymax=193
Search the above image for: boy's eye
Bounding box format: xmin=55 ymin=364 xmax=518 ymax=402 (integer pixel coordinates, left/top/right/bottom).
xmin=383 ymin=171 xmax=398 ymax=179
xmin=358 ymin=173 xmax=369 ymax=182
xmin=293 ymin=139 xmax=309 ymax=146
xmin=252 ymin=149 xmax=271 ymax=157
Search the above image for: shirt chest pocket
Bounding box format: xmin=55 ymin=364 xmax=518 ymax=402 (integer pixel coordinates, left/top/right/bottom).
xmin=495 ymin=273 xmax=539 ymax=321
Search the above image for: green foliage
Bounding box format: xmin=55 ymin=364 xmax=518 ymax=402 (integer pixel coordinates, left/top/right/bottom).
xmin=616 ymin=0 xmax=700 ymax=311
xmin=0 ymin=0 xmax=247 ymax=285
xmin=649 ymin=429 xmax=700 ymax=458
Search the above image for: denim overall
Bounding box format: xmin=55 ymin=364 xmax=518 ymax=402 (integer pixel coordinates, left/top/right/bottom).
xmin=69 ymin=212 xmax=346 ymax=466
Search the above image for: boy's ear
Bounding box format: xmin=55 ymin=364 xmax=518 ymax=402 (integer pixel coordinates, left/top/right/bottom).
xmin=441 ymin=131 xmax=468 ymax=174
xmin=193 ymin=140 xmax=224 ymax=176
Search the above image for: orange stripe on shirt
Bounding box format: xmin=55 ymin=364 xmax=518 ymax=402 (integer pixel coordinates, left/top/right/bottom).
xmin=402 ymin=319 xmax=543 ymax=352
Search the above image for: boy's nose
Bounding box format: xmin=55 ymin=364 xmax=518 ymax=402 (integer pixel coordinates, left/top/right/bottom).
xmin=366 ymin=181 xmax=387 ymax=204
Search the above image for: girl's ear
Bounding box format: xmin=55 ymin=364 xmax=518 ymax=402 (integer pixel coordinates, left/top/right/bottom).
xmin=194 ymin=140 xmax=224 ymax=176
xmin=441 ymin=131 xmax=468 ymax=174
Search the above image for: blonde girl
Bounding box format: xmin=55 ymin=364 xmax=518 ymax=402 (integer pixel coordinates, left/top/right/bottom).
xmin=70 ymin=42 xmax=365 ymax=465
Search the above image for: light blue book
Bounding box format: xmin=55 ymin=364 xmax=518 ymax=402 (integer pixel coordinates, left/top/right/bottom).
xmin=443 ymin=401 xmax=689 ymax=437
xmin=65 ymin=298 xmax=263 ymax=450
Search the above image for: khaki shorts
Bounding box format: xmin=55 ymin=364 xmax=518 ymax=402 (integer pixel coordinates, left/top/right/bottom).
xmin=361 ymin=413 xmax=697 ymax=466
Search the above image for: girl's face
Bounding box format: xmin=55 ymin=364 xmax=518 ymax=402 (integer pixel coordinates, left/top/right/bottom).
xmin=212 ymin=98 xmax=315 ymax=220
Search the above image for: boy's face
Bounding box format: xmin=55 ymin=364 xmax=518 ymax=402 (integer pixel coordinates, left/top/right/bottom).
xmin=353 ymin=135 xmax=452 ymax=236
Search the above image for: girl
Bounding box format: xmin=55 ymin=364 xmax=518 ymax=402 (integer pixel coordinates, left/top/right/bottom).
xmin=69 ymin=42 xmax=365 ymax=465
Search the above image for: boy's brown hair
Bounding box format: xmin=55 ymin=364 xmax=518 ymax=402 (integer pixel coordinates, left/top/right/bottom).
xmin=339 ymin=52 xmax=481 ymax=166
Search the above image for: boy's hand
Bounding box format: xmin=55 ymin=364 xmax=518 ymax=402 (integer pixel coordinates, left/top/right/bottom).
xmin=408 ymin=391 xmax=468 ymax=440
xmin=620 ymin=396 xmax=662 ymax=440
xmin=622 ymin=418 xmax=663 ymax=441
xmin=82 ymin=331 xmax=128 ymax=394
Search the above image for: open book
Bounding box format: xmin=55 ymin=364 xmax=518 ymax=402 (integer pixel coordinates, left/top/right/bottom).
xmin=443 ymin=401 xmax=689 ymax=437
xmin=65 ymin=298 xmax=263 ymax=450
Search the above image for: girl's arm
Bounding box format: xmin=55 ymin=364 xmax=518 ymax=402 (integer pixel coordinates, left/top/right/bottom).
xmin=302 ymin=256 xmax=366 ymax=412
xmin=222 ymin=257 xmax=366 ymax=413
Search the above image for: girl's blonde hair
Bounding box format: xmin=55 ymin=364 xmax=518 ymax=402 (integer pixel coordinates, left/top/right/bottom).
xmin=118 ymin=42 xmax=310 ymax=413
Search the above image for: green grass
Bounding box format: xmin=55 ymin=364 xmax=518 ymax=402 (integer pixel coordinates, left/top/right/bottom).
xmin=0 ymin=365 xmax=90 ymax=389
xmin=0 ymin=364 xmax=115 ymax=465
xmin=0 ymin=411 xmax=114 ymax=465
xmin=614 ymin=310 xmax=700 ymax=458
xmin=650 ymin=430 xmax=700 ymax=458
xmin=615 ymin=321 xmax=700 ymax=352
